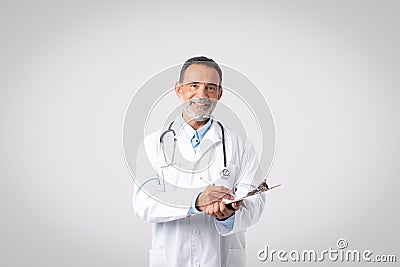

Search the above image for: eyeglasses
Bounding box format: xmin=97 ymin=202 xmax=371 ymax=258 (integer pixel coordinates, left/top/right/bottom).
xmin=182 ymin=82 xmax=221 ymax=93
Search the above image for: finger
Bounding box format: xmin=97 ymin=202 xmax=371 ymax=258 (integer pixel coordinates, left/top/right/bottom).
xmin=213 ymin=202 xmax=223 ymax=218
xmin=210 ymin=190 xmax=234 ymax=200
xmin=212 ymin=202 xmax=219 ymax=216
xmin=209 ymin=186 xmax=232 ymax=196
xmin=223 ymin=194 xmax=235 ymax=200
xmin=207 ymin=204 xmax=218 ymax=218
xmin=201 ymin=197 xmax=219 ymax=206
xmin=219 ymin=201 xmax=232 ymax=217
xmin=232 ymin=202 xmax=238 ymax=210
xmin=198 ymin=193 xmax=222 ymax=206
xmin=200 ymin=186 xmax=234 ymax=205
xmin=205 ymin=204 xmax=212 ymax=215
xmin=232 ymin=201 xmax=241 ymax=211
xmin=203 ymin=186 xmax=230 ymax=196
xmin=203 ymin=193 xmax=230 ymax=204
xmin=210 ymin=185 xmax=231 ymax=194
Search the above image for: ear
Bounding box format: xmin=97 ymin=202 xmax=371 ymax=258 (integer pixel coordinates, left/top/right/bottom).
xmin=217 ymin=86 xmax=223 ymax=100
xmin=174 ymin=81 xmax=182 ymax=98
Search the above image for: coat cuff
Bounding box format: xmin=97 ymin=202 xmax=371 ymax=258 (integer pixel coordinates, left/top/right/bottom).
xmin=187 ymin=191 xmax=202 ymax=215
xmin=214 ymin=213 xmax=236 ymax=236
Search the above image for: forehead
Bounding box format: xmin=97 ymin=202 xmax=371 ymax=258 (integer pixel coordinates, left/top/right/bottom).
xmin=182 ymin=64 xmax=221 ymax=84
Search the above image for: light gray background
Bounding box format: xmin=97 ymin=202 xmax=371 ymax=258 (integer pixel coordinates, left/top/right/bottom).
xmin=0 ymin=0 xmax=398 ymax=266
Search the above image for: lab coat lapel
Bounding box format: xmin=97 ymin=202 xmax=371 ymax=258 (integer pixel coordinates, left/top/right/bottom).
xmin=174 ymin=116 xmax=198 ymax=161
xmin=167 ymin=117 xmax=224 ymax=187
xmin=198 ymin=120 xmax=222 ymax=154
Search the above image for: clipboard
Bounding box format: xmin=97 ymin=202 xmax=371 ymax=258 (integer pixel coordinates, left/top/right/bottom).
xmin=223 ymin=183 xmax=281 ymax=205
xmin=188 ymin=180 xmax=281 ymax=217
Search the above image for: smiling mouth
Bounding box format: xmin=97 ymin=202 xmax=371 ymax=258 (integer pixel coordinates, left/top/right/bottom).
xmin=189 ymin=99 xmax=211 ymax=106
xmin=191 ymin=102 xmax=209 ymax=106
xmin=191 ymin=102 xmax=211 ymax=110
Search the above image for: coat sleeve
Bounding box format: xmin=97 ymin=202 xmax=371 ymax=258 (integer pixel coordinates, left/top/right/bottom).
xmin=132 ymin=134 xmax=199 ymax=223
xmin=133 ymin=182 xmax=196 ymax=223
xmin=214 ymin=142 xmax=267 ymax=236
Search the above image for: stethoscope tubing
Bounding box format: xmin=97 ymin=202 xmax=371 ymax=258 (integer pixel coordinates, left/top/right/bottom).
xmin=160 ymin=120 xmax=227 ymax=169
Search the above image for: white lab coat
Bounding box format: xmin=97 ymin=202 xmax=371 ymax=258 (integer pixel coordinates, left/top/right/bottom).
xmin=133 ymin=118 xmax=266 ymax=267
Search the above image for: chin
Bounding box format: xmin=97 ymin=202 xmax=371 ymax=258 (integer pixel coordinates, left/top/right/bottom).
xmin=192 ymin=116 xmax=209 ymax=122
xmin=185 ymin=108 xmax=212 ymax=121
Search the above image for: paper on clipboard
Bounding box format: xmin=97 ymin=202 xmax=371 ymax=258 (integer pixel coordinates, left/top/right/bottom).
xmin=223 ymin=183 xmax=281 ymax=205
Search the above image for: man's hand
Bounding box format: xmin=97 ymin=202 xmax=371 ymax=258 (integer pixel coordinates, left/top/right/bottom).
xmin=195 ymin=185 xmax=241 ymax=220
xmin=205 ymin=200 xmax=241 ymax=220
xmin=195 ymin=185 xmax=233 ymax=211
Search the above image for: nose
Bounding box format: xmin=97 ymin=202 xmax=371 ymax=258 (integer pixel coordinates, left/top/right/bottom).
xmin=195 ymin=83 xmax=207 ymax=98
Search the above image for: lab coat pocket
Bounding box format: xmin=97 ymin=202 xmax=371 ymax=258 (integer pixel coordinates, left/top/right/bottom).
xmin=226 ymin=248 xmax=246 ymax=267
xmin=149 ymin=249 xmax=167 ymax=267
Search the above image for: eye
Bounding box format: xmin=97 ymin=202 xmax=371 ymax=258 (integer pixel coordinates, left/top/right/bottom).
xmin=207 ymin=85 xmax=217 ymax=91
xmin=188 ymin=83 xmax=197 ymax=89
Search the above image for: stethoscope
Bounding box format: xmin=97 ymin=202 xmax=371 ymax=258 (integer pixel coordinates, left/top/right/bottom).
xmin=160 ymin=120 xmax=230 ymax=180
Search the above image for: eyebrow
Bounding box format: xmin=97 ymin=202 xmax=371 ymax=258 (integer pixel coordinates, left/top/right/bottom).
xmin=186 ymin=82 xmax=220 ymax=87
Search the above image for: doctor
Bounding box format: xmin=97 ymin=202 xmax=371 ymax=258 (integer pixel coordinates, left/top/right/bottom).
xmin=133 ymin=56 xmax=266 ymax=267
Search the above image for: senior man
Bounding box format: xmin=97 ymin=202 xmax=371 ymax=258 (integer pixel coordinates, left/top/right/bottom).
xmin=133 ymin=56 xmax=266 ymax=267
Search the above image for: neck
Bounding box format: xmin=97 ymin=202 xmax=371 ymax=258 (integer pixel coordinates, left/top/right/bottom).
xmin=182 ymin=113 xmax=209 ymax=130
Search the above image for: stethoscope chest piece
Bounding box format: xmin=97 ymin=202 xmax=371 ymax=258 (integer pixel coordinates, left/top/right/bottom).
xmin=220 ymin=167 xmax=230 ymax=179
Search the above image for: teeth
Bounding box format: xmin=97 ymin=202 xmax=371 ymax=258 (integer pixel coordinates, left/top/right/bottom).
xmin=189 ymin=99 xmax=210 ymax=106
xmin=191 ymin=102 xmax=204 ymax=105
